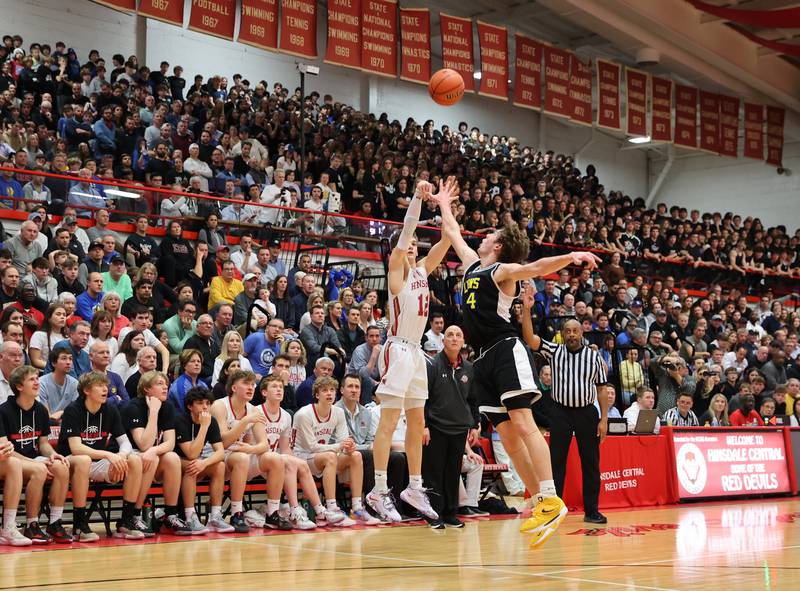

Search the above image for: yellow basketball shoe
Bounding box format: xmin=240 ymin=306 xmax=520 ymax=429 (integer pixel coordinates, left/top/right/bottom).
xmin=519 ymin=495 xmax=567 ymax=536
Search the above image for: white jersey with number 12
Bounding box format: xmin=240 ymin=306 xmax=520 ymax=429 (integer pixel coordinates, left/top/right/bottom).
xmin=388 ymin=265 xmax=429 ymax=342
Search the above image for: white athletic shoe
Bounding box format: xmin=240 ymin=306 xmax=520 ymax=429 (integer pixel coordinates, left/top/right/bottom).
xmin=400 ymin=486 xmax=439 ymax=521
xmin=366 ymin=489 xmax=402 ymax=522
xmin=185 ymin=513 xmax=209 ymax=535
xmin=0 ymin=527 xmax=32 ymax=547
xmin=315 ymin=507 xmax=347 ymax=527
xmin=351 ymin=508 xmax=381 ymax=526
xmin=206 ymin=515 xmax=236 ymax=534
xmin=289 ymin=506 xmax=317 ymax=530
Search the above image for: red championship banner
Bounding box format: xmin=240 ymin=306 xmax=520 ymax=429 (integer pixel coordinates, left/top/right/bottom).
xmin=672 ymin=429 xmax=791 ymax=500
xmin=596 ymin=60 xmax=620 ymax=130
xmin=625 ymin=67 xmax=648 ymax=137
xmin=718 ymin=94 xmax=739 ymax=158
xmin=743 ymin=103 xmax=764 ymax=160
xmin=674 ymin=84 xmax=698 ymax=149
xmin=543 ymin=45 xmax=571 ymax=118
xmin=477 ymin=21 xmax=508 ymax=100
xmin=512 ymin=34 xmax=541 ymax=109
xmin=766 ymin=106 xmax=785 ymax=166
xmin=188 ymin=0 xmax=235 ymax=40
xmin=651 ymin=76 xmax=673 ymax=142
xmin=569 ymin=56 xmax=592 ymax=125
xmin=138 ymin=0 xmax=184 ymax=26
xmin=91 ymin=0 xmax=135 ymax=12
xmin=239 ymin=0 xmax=279 ymax=51
xmin=279 ymin=0 xmax=317 ymax=58
xmin=439 ymin=13 xmax=475 ymax=92
xmin=561 ymin=435 xmax=678 ymax=511
xmin=325 ymin=0 xmax=361 ymax=69
xmin=361 ymin=0 xmax=398 ymax=77
xmin=699 ymin=91 xmax=720 ymax=153
xmin=399 ymin=8 xmax=431 ymax=84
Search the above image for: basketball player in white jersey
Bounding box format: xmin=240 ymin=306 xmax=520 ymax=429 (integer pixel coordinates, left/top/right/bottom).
xmin=255 ymin=375 xmax=347 ymax=529
xmin=433 ymin=188 xmax=601 ymax=548
xmin=366 ymin=177 xmax=459 ymax=522
xmin=210 ymin=370 xmax=292 ymax=531
xmin=292 ymin=376 xmax=376 ymax=526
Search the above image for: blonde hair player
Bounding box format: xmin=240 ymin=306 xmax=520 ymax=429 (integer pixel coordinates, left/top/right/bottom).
xmin=433 ymin=188 xmax=601 ymax=548
xmin=365 ymin=177 xmax=458 ymax=523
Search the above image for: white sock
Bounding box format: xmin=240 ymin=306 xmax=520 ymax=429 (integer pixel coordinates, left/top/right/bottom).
xmin=3 ymin=509 xmax=17 ymax=530
xmin=26 ymin=517 xmax=37 ymax=526
xmin=185 ymin=508 xmax=197 ymax=521
xmin=50 ymin=507 xmax=64 ymax=524
xmin=409 ymin=474 xmax=423 ymax=490
xmin=210 ymin=506 xmax=222 ymax=519
xmin=326 ymin=499 xmax=338 ymax=511
xmin=267 ymin=499 xmax=280 ymax=515
xmin=351 ymin=497 xmax=363 ymax=511
xmin=539 ymin=480 xmax=557 ymax=498
xmin=231 ymin=501 xmax=244 ymax=514
xmin=374 ymin=470 xmax=388 ymax=493
xmin=314 ymin=504 xmax=326 ymax=515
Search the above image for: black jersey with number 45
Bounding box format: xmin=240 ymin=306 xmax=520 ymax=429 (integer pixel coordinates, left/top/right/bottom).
xmin=462 ymin=261 xmax=519 ymax=351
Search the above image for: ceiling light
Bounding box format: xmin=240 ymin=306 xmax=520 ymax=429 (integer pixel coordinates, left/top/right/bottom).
xmin=627 ymin=136 xmax=651 ymax=144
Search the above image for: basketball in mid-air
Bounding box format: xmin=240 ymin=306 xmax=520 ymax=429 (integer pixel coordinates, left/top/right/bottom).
xmin=428 ymin=68 xmax=465 ymax=106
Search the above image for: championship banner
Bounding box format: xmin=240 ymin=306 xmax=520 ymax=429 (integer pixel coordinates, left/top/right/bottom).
xmin=766 ymin=106 xmax=785 ymax=167
xmin=672 ymin=429 xmax=791 ymax=500
xmin=138 ymin=0 xmax=184 ymax=26
xmin=699 ymin=91 xmax=720 ymax=154
xmin=325 ymin=0 xmax=361 ymax=69
xmin=543 ymin=45 xmax=571 ymax=118
xmin=239 ymin=0 xmax=279 ymax=51
xmin=512 ymin=34 xmax=541 ymax=110
xmin=399 ymin=8 xmax=431 ymax=84
xmin=439 ymin=13 xmax=475 ymax=92
xmin=188 ymin=0 xmax=235 ymax=40
xmin=477 ymin=21 xmax=508 ymax=100
xmin=91 ymin=0 xmax=135 ymax=13
xmin=743 ymin=102 xmax=764 ymax=160
xmin=718 ymin=94 xmax=739 ymax=158
xmin=279 ymin=0 xmax=317 ymax=58
xmin=361 ymin=0 xmax=398 ymax=77
xmin=569 ymin=56 xmax=592 ymax=125
xmin=651 ymin=76 xmax=673 ymax=142
xmin=625 ymin=67 xmax=648 ymax=137
xmin=674 ymin=84 xmax=698 ymax=149
xmin=596 ymin=60 xmax=620 ymax=130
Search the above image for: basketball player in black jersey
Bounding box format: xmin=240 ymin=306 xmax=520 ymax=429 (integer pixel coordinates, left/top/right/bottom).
xmin=434 ymin=189 xmax=601 ymax=548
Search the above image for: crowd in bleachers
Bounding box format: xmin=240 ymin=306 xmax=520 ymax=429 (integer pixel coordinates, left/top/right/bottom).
xmin=0 ymin=34 xmax=797 ymax=545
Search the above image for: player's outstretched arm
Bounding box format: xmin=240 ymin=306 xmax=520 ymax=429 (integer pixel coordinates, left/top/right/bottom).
xmin=419 ymin=176 xmax=459 ymax=275
xmin=387 ymin=180 xmax=432 ymax=295
xmin=495 ymin=250 xmax=602 ymax=284
xmin=519 ymin=282 xmax=541 ymax=352
xmin=432 ymin=178 xmax=479 ymax=267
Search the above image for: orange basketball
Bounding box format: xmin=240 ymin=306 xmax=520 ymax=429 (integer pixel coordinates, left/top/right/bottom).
xmin=428 ymin=68 xmax=465 ymax=106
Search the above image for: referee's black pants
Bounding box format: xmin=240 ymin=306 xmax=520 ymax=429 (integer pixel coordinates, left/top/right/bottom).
xmin=548 ymin=402 xmax=600 ymax=515
xmin=422 ymin=427 xmax=467 ymax=520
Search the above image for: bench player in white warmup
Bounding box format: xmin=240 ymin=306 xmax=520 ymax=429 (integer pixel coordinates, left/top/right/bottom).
xmin=254 ymin=375 xmax=347 ymax=529
xmin=366 ymin=177 xmax=458 ymax=522
xmin=434 ymin=188 xmax=601 ymax=548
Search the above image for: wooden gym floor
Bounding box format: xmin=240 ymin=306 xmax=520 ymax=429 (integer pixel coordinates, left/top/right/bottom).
xmin=2 ymin=497 xmax=800 ymax=590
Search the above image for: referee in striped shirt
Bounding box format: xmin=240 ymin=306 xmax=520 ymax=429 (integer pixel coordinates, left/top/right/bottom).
xmin=521 ymin=284 xmax=609 ymax=524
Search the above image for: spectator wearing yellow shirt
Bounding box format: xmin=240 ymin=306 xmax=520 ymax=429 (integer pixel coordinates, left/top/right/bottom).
xmin=208 ymin=260 xmax=243 ymax=311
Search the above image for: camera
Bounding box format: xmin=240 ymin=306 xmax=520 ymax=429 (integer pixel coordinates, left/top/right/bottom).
xmin=661 ymin=360 xmax=677 ymax=371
